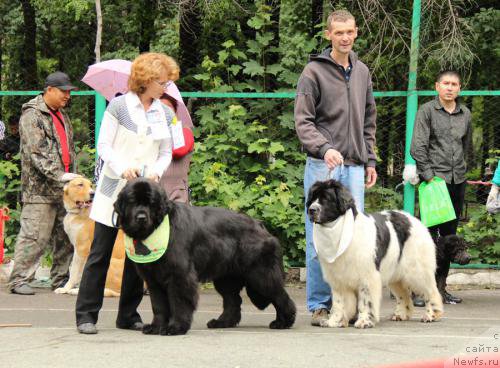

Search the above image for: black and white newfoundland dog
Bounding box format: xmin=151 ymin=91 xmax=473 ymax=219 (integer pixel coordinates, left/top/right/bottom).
xmin=306 ymin=179 xmax=443 ymax=329
xmin=114 ymin=178 xmax=296 ymax=335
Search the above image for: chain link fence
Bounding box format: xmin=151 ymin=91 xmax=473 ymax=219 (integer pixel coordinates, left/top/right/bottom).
xmin=0 ymin=91 xmax=498 ymax=260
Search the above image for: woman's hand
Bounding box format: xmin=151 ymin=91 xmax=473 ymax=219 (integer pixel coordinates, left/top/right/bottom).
xmin=122 ymin=167 xmax=140 ymax=181
xmin=147 ymin=173 xmax=160 ymax=183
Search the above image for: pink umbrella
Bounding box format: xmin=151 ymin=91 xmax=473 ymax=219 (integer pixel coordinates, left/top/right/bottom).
xmin=82 ymin=59 xmax=192 ymax=127
xmin=81 ymin=59 xmax=132 ymax=101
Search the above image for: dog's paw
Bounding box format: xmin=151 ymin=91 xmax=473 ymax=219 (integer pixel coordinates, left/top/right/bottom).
xmin=207 ymin=318 xmax=239 ymax=329
xmin=142 ymin=323 xmax=160 ymax=335
xmin=354 ymin=318 xmax=374 ymax=329
xmin=432 ymin=310 xmax=443 ymax=321
xmin=68 ymin=288 xmax=79 ymax=295
xmin=319 ymin=318 xmax=347 ymax=328
xmin=391 ymin=314 xmax=409 ymax=321
xmin=54 ymin=287 xmax=69 ymax=294
xmin=167 ymin=323 xmax=189 ymax=336
xmin=269 ymin=319 xmax=292 ymax=329
xmin=421 ymin=314 xmax=438 ymax=323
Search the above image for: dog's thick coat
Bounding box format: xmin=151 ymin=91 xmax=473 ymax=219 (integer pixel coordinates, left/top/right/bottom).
xmin=114 ymin=178 xmax=296 ymax=335
xmin=435 ymin=234 xmax=470 ymax=302
xmin=306 ymin=179 xmax=443 ymax=328
xmin=55 ymin=177 xmax=124 ymax=297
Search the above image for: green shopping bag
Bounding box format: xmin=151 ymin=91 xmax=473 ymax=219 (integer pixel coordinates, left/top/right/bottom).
xmin=418 ymin=177 xmax=456 ymax=227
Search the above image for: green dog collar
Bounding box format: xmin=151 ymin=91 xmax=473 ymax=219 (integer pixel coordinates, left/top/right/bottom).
xmin=124 ymin=215 xmax=170 ymax=263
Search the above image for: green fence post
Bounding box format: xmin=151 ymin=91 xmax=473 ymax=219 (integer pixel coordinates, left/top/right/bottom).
xmin=94 ymin=92 xmax=106 ymax=154
xmin=403 ymin=0 xmax=422 ymax=215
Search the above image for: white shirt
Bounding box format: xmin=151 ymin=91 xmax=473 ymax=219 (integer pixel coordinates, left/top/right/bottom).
xmin=90 ymin=92 xmax=173 ymax=226
xmin=97 ymin=92 xmax=172 ymax=178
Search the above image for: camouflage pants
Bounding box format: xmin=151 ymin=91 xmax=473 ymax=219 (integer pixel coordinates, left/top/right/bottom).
xmin=8 ymin=202 xmax=73 ymax=290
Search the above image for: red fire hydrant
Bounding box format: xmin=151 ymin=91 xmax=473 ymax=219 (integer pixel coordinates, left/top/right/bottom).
xmin=0 ymin=207 xmax=10 ymax=264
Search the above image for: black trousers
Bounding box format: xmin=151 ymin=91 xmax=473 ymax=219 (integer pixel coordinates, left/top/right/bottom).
xmin=429 ymin=180 xmax=466 ymax=239
xmin=75 ymin=222 xmax=143 ymax=326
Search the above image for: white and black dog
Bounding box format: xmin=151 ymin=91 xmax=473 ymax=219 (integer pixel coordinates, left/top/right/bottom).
xmin=306 ymin=179 xmax=443 ymax=328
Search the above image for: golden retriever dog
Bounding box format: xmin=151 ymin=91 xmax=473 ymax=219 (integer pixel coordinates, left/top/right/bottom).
xmin=54 ymin=177 xmax=124 ymax=297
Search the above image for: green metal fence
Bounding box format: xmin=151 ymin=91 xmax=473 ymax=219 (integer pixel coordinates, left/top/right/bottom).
xmin=1 ymin=88 xmax=499 ymax=214
xmin=1 ymin=89 xmax=498 ymax=267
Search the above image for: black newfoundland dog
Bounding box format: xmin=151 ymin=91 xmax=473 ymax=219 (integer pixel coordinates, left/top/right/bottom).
xmin=434 ymin=234 xmax=471 ymax=303
xmin=114 ymin=178 xmax=296 ymax=335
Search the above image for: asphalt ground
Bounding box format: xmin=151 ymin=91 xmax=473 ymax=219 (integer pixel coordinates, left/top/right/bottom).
xmin=0 ymin=285 xmax=499 ymax=368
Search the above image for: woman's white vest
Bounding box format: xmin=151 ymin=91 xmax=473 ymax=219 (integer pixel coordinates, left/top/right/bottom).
xmin=90 ymin=94 xmax=174 ymax=227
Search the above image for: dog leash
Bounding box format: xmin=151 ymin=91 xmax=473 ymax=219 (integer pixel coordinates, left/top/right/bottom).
xmin=325 ymin=163 xmax=345 ymax=180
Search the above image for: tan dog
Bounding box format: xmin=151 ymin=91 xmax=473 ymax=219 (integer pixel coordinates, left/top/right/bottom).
xmin=54 ymin=177 xmax=124 ymax=297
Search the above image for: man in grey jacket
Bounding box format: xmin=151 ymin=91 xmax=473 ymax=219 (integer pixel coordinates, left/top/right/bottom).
xmin=295 ymin=9 xmax=377 ymax=326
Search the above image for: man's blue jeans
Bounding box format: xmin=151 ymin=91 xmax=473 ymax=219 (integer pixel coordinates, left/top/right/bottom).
xmin=304 ymin=157 xmax=365 ymax=312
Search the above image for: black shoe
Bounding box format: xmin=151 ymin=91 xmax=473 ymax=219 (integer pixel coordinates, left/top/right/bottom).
xmin=444 ymin=291 xmax=462 ymax=304
xmin=11 ymin=284 xmax=35 ymax=295
xmin=77 ymin=323 xmax=97 ymax=334
xmin=116 ymin=321 xmax=144 ymax=331
xmin=412 ymin=296 xmax=425 ymax=307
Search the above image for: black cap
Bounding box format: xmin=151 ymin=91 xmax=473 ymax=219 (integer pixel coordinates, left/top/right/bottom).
xmin=44 ymin=72 xmax=77 ymax=91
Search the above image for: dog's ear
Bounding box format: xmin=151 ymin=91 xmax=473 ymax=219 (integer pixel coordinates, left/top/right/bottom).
xmin=329 ymin=180 xmax=355 ymax=214
xmin=306 ymin=181 xmax=322 ymax=208
xmin=158 ymin=185 xmax=173 ymax=217
xmin=113 ymin=191 xmax=126 ymax=228
xmin=63 ymin=182 xmax=70 ymax=194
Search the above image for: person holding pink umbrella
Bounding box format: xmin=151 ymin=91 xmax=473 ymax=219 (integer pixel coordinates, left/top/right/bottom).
xmin=76 ymin=52 xmax=179 ymax=335
xmin=82 ymin=58 xmax=194 ymax=203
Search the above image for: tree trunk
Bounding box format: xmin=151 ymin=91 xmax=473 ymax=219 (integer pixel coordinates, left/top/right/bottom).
xmin=19 ymin=0 xmax=37 ymax=89
xmin=311 ymin=0 xmax=323 ymax=38
xmin=178 ymin=0 xmax=203 ymax=89
xmin=264 ymin=0 xmax=280 ymax=91
xmin=138 ymin=0 xmax=156 ymax=53
xmin=94 ymin=0 xmax=102 ymax=62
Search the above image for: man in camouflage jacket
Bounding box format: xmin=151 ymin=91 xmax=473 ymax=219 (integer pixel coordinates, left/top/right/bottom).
xmin=8 ymin=72 xmax=80 ymax=295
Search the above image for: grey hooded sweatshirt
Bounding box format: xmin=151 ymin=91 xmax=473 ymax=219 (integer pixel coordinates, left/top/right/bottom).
xmin=294 ymin=48 xmax=377 ymax=167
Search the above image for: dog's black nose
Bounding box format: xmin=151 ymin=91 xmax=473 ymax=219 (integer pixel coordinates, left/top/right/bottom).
xmin=136 ymin=213 xmax=147 ymax=222
xmin=90 ymin=191 xmax=95 ymax=201
xmin=308 ymin=203 xmax=320 ymax=218
xmin=458 ymin=253 xmax=471 ymax=265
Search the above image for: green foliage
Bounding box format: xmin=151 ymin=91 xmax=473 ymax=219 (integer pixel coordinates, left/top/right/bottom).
xmin=458 ymin=211 xmax=499 ymax=265
xmin=0 ymin=154 xmax=21 ymax=254
xmin=365 ymin=185 xmax=403 ymax=213
xmin=1 ymin=0 xmax=498 ymax=267
xmin=74 ymin=144 xmax=96 ymax=180
xmin=189 ymin=99 xmax=306 ymax=265
xmin=485 ymin=149 xmax=500 ymax=168
xmin=0 ymin=156 xmax=20 ymax=207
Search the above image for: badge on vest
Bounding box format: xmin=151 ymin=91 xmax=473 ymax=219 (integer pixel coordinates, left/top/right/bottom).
xmin=124 ymin=215 xmax=170 ymax=263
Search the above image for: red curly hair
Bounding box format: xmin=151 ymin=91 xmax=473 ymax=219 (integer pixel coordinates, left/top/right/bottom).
xmin=128 ymin=52 xmax=180 ymax=95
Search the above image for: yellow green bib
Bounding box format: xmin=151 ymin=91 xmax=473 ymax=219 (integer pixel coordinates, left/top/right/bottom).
xmin=124 ymin=215 xmax=170 ymax=263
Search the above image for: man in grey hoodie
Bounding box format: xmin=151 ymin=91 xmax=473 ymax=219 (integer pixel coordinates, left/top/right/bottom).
xmin=294 ymin=10 xmax=377 ymax=326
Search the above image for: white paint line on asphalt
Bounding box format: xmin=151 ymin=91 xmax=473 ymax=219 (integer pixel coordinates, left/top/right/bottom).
xmin=7 ymin=326 xmax=497 ymax=340
xmin=1 ymin=308 xmax=500 ymax=322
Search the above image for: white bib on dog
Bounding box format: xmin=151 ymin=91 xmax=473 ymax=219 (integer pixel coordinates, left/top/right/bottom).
xmin=313 ymin=209 xmax=355 ymax=263
xmin=124 ymin=215 xmax=170 ymax=263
